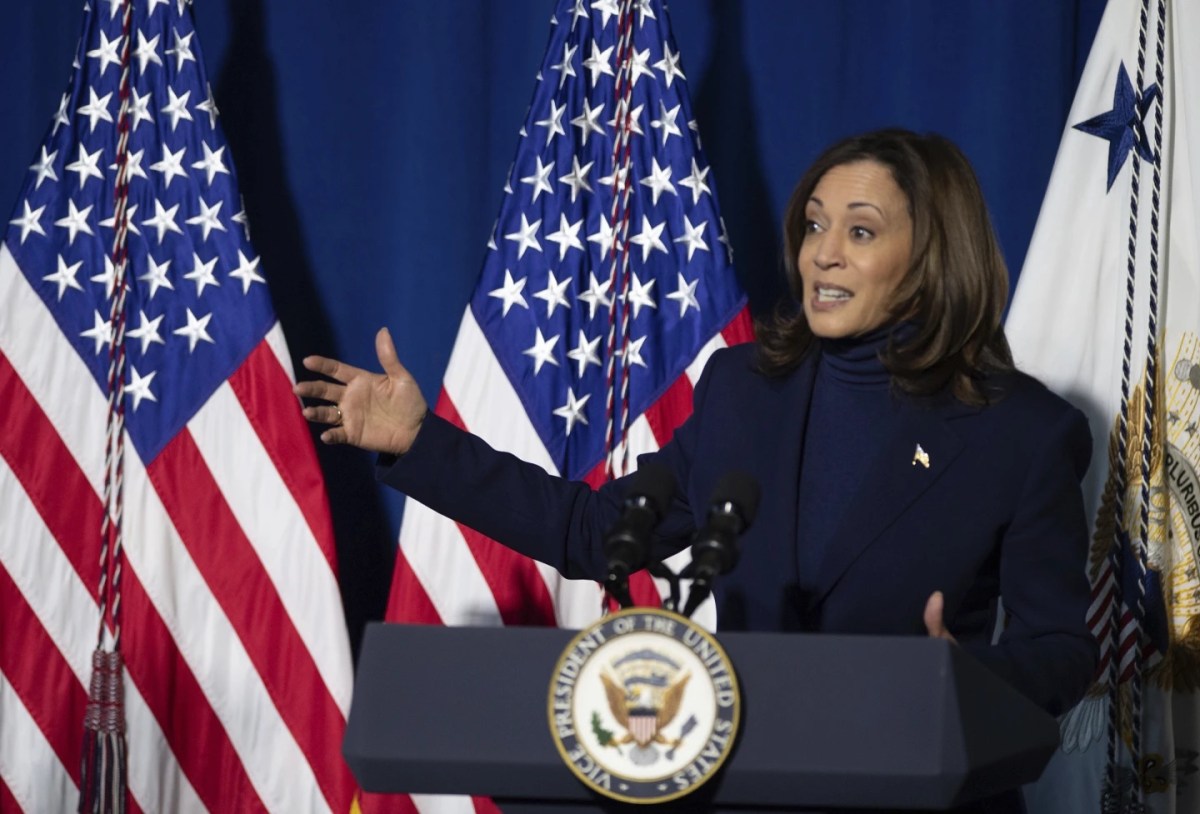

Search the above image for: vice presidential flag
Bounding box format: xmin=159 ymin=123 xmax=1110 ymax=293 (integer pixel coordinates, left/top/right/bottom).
xmin=364 ymin=0 xmax=751 ymax=809
xmin=1007 ymin=0 xmax=1200 ymax=811
xmin=0 ymin=1 xmax=356 ymax=811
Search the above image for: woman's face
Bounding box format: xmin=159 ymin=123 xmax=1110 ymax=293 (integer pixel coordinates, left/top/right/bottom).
xmin=798 ymin=160 xmax=914 ymax=339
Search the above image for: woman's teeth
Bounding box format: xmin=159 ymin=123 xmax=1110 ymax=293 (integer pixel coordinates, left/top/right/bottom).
xmin=816 ymin=286 xmax=852 ymax=302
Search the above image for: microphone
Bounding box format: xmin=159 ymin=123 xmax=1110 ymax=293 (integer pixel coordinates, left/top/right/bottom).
xmin=603 ymin=461 xmax=677 ymax=608
xmin=681 ymin=471 xmax=761 ymax=618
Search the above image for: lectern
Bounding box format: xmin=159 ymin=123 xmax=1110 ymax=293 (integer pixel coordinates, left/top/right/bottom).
xmin=343 ymin=622 xmax=1057 ymax=812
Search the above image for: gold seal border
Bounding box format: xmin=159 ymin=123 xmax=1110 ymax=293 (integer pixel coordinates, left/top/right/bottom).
xmin=546 ymin=606 xmax=741 ymax=805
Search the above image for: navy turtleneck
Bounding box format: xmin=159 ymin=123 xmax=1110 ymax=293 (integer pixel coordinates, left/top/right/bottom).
xmin=794 ymin=323 xmax=909 ymax=602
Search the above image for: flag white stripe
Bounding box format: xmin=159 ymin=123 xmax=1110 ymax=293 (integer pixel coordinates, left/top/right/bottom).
xmin=398 ymin=498 xmax=504 ymax=627
xmin=265 ymin=321 xmax=297 ymax=384
xmin=0 ymin=671 xmax=77 ymax=814
xmin=443 ymin=309 xmax=558 ymax=474
xmin=0 ymin=244 xmax=107 ymax=497
xmin=411 ymin=793 xmax=478 ymax=814
xmin=686 ymin=331 xmax=727 ymax=386
xmin=0 ymin=456 xmax=207 ymax=814
xmin=188 ymin=382 xmax=353 ymax=714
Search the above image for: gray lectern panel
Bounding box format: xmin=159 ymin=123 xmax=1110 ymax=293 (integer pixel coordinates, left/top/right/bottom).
xmin=343 ymin=623 xmax=1056 ymax=811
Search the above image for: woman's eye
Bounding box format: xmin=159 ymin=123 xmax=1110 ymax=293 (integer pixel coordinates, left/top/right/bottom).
xmin=850 ymin=226 xmax=874 ymax=240
xmin=804 ymin=219 xmax=821 ymax=234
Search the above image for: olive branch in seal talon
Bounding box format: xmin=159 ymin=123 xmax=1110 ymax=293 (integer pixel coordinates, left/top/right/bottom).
xmin=591 ymin=711 xmax=623 ymax=755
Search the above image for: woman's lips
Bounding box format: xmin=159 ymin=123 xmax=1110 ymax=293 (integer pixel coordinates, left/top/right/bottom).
xmin=810 ymin=284 xmax=853 ymax=311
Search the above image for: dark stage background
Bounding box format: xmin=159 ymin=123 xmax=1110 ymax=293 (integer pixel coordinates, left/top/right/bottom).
xmin=0 ymin=0 xmax=1106 ymax=651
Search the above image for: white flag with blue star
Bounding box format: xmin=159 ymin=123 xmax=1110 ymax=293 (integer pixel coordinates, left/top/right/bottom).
xmin=1008 ymin=0 xmax=1200 ymax=812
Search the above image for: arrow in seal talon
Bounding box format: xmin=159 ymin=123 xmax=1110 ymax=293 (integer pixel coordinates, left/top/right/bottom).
xmin=665 ymin=714 xmax=698 ymax=760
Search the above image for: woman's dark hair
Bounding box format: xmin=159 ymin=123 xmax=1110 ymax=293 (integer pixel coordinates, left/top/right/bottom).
xmin=756 ymin=128 xmax=1014 ymax=405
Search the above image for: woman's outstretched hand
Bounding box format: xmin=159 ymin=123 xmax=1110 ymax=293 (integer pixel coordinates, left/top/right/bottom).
xmin=293 ymin=327 xmax=428 ymax=456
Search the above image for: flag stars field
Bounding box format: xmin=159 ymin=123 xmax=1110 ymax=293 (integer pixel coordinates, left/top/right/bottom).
xmin=29 ymin=147 xmax=58 ymax=189
xmin=535 ymin=270 xmax=573 ymax=316
xmin=100 ymin=203 xmax=142 ymax=234
xmin=109 ymin=149 xmax=149 ymax=182
xmin=523 ymin=328 xmax=561 ymax=374
xmin=150 ymin=144 xmax=189 ymax=187
xmin=488 ymin=269 xmax=529 ymax=316
xmin=191 ymin=142 xmax=229 ymax=185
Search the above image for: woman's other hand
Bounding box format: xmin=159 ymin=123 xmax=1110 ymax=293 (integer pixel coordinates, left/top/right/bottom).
xmin=293 ymin=327 xmax=428 ymax=455
xmin=923 ymin=591 xmax=958 ymax=643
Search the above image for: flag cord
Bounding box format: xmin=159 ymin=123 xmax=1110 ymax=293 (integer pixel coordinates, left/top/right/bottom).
xmin=1102 ymin=0 xmax=1166 ymax=809
xmin=602 ymin=0 xmax=638 ymax=480
xmin=81 ymin=0 xmax=135 ymax=811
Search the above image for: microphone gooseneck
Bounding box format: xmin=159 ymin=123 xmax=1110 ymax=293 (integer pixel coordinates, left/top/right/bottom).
xmin=602 ymin=461 xmax=677 ymax=608
xmin=681 ymin=471 xmax=760 ymax=618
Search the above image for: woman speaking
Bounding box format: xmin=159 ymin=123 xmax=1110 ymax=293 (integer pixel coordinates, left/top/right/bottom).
xmin=296 ymin=129 xmax=1097 ymax=727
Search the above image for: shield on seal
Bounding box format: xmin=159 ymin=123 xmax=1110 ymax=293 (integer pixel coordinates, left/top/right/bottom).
xmin=628 ymin=708 xmax=657 ymax=747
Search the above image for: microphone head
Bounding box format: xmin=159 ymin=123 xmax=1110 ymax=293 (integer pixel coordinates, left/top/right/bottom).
xmin=626 ymin=460 xmax=678 ymax=519
xmin=709 ymin=470 xmax=761 ymax=527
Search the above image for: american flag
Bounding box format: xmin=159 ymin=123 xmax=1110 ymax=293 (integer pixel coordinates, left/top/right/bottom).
xmin=0 ymin=1 xmax=355 ymax=812
xmin=362 ymin=0 xmax=751 ymax=810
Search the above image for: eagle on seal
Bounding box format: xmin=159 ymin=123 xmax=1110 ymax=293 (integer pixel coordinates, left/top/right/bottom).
xmin=600 ymin=668 xmax=691 ymax=749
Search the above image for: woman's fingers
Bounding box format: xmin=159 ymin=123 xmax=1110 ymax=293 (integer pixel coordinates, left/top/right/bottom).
xmin=923 ymin=591 xmax=956 ymax=642
xmin=293 ymin=377 xmax=344 ymax=403
xmin=375 ymin=327 xmax=407 ymax=379
xmin=301 ymin=354 xmax=363 ymax=383
xmin=302 ymin=404 xmax=344 ymax=426
xmin=319 ymin=426 xmax=349 ymax=445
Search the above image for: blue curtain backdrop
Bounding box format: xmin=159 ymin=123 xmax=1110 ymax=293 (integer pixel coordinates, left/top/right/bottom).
xmin=0 ymin=0 xmax=1105 ymax=648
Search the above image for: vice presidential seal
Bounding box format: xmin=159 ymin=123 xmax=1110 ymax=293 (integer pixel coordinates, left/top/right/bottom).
xmin=547 ymin=607 xmax=740 ymax=804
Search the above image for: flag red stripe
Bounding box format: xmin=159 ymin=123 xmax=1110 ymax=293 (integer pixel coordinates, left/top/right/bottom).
xmin=227 ymin=341 xmax=339 ymax=571
xmin=582 ymin=457 xmax=609 ymax=490
xmin=0 ymin=351 xmax=101 ymax=594
xmin=119 ymin=575 xmax=267 ymax=813
xmin=0 ymin=777 xmax=20 ymax=813
xmin=456 ymin=521 xmax=560 ymax=625
xmin=643 ymin=373 xmax=695 ymax=449
xmin=357 ymin=789 xmax=422 ymax=814
xmin=148 ymin=430 xmax=355 ymax=811
xmin=721 ymin=306 xmax=755 ymax=345
xmin=384 ymin=547 xmax=443 ymax=624
xmin=0 ymin=565 xmax=86 ymax=785
xmin=436 ymin=389 xmax=561 ymax=627
xmin=473 ymin=796 xmax=505 ymax=814
xmin=0 ymin=352 xmax=268 ymax=813
xmin=432 ymin=387 xmax=459 ymax=423
xmin=628 ymin=567 xmax=663 ymax=607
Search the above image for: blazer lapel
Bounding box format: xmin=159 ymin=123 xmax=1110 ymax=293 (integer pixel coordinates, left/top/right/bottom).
xmin=760 ymin=354 xmax=819 ymax=572
xmin=810 ymin=400 xmax=967 ymax=605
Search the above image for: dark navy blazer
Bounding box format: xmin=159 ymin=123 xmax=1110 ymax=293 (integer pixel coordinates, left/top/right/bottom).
xmin=381 ymin=343 xmax=1098 ymax=718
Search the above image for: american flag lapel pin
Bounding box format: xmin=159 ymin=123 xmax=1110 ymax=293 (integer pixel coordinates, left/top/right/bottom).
xmin=912 ymin=443 xmax=930 ymax=469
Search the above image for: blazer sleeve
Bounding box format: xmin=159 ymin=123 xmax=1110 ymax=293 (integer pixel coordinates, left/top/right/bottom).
xmin=959 ymin=403 xmax=1099 ymax=716
xmin=375 ymin=349 xmax=722 ymax=580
